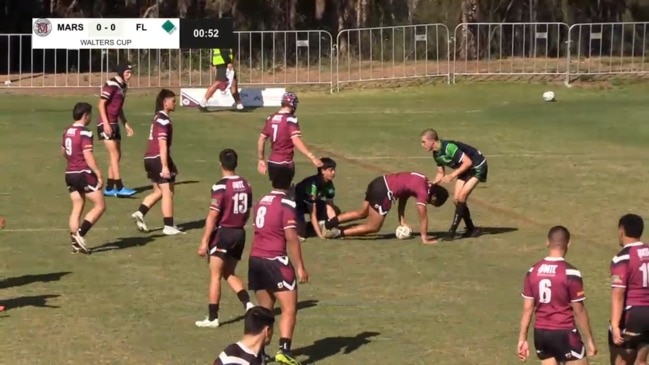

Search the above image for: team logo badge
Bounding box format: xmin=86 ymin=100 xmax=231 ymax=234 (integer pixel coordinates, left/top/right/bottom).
xmin=33 ymin=18 xmax=53 ymax=37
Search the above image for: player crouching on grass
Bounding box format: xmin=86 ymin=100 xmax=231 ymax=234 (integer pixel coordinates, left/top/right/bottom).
xmin=323 ymin=172 xmax=449 ymax=244
xmin=294 ymin=157 xmax=340 ymax=241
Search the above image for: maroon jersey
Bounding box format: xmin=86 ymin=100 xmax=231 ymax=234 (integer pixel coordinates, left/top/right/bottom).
xmin=210 ymin=175 xmax=253 ymax=228
xmin=144 ymin=111 xmax=173 ymax=159
xmin=97 ymin=77 xmax=127 ymax=124
xmin=250 ymin=191 xmax=298 ymax=258
xmin=384 ymin=172 xmax=429 ymax=206
xmin=260 ymin=112 xmax=301 ymax=164
xmin=521 ymin=257 xmax=585 ymax=330
xmin=610 ymin=242 xmax=649 ymax=307
xmin=62 ymin=123 xmax=93 ymax=173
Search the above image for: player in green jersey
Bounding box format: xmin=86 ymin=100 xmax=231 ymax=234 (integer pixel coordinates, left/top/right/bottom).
xmin=420 ymin=129 xmax=487 ymax=240
xmin=294 ymin=158 xmax=339 ymax=240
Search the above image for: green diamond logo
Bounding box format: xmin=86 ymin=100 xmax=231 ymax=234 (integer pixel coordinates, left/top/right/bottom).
xmin=162 ymin=20 xmax=176 ymax=34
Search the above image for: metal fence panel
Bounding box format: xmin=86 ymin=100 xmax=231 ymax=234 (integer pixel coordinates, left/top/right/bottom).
xmin=452 ymin=22 xmax=570 ymax=82
xmin=335 ymin=24 xmax=450 ymax=91
xmin=566 ymin=22 xmax=649 ymax=82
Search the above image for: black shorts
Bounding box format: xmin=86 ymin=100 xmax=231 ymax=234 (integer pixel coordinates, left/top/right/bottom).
xmin=609 ymin=306 xmax=649 ymax=349
xmin=296 ymin=200 xmax=328 ymax=237
xmin=457 ymin=161 xmax=488 ymax=183
xmin=97 ymin=124 xmax=121 ymax=141
xmin=208 ymin=227 xmax=246 ymax=261
xmin=268 ymin=162 xmax=295 ymax=188
xmin=215 ymin=65 xmax=236 ymax=83
xmin=534 ymin=328 xmax=585 ymax=361
xmin=144 ymin=157 xmax=177 ymax=184
xmin=248 ymin=256 xmax=296 ymax=292
xmin=65 ymin=172 xmax=100 ymax=194
xmin=364 ymin=176 xmax=392 ymax=215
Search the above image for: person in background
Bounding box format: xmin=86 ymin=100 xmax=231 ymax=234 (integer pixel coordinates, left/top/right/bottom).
xmin=213 ymin=306 xmax=275 ymax=365
xmin=199 ymin=48 xmax=243 ymax=112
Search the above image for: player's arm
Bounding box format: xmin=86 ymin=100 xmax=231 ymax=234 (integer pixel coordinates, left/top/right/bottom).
xmin=610 ymin=259 xmax=628 ymax=331
xmin=397 ymin=196 xmax=408 ymax=226
xmin=292 ymin=136 xmax=320 ymax=166
xmin=432 ymin=166 xmax=445 ymax=185
xmin=283 ymin=200 xmax=308 ymax=282
xmin=308 ymin=203 xmax=324 ymax=238
xmin=447 ymin=143 xmax=473 ymax=178
xmin=416 ymin=204 xmax=431 ymax=244
xmin=98 ymin=86 xmax=112 ymax=128
xmin=257 ymin=134 xmax=268 ymax=161
xmin=81 ymin=132 xmax=102 ymax=184
xmin=200 ymin=185 xmax=224 ymax=254
xmin=517 ymin=272 xmax=535 ymax=361
xmin=568 ymin=270 xmax=596 ymax=351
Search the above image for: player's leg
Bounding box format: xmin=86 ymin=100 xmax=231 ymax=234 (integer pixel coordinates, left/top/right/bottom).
xmin=634 ymin=344 xmax=649 ymax=365
xmin=68 ymin=189 xmax=86 ymax=253
xmin=326 ymin=203 xmax=341 ymax=218
xmin=80 ymin=189 xmax=106 ymax=242
xmin=219 ymin=229 xmax=253 ymax=310
xmin=325 ymin=200 xmax=370 ymax=229
xmin=222 ymin=257 xmax=253 ymax=310
xmin=159 ymin=181 xmax=183 ymax=235
xmin=195 ymin=254 xmax=226 ymax=327
xmin=446 ymin=176 xmax=480 ymax=240
xmin=230 ymin=74 xmax=243 ymax=110
xmin=199 ymin=67 xmax=227 ymax=111
xmin=274 ymin=288 xmax=301 ymax=365
xmin=337 ymin=203 xmax=386 ymax=237
xmin=103 ymin=136 xmax=135 ymax=197
xmin=131 ymin=182 xmax=162 ymax=233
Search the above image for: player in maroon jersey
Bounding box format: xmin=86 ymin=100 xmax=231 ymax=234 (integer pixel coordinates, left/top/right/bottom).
xmin=130 ymin=89 xmax=183 ymax=236
xmin=0 ymin=216 xmax=4 ymax=229
xmin=196 ymin=148 xmax=255 ymax=328
xmin=257 ymin=92 xmax=322 ymax=192
xmin=97 ymin=62 xmax=136 ymax=197
xmin=517 ymin=226 xmax=597 ymax=364
xmin=609 ymin=214 xmax=649 ymax=365
xmin=323 ymin=172 xmax=448 ymax=244
xmin=62 ymin=102 xmax=106 ymax=254
xmin=248 ymin=170 xmax=308 ymax=365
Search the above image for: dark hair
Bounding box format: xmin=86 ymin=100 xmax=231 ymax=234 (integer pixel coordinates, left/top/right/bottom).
xmin=271 ymin=171 xmax=292 ymax=190
xmin=72 ymin=102 xmax=92 ymax=121
xmin=429 ymin=185 xmax=448 ymax=207
xmin=219 ymin=148 xmax=238 ymax=171
xmin=155 ymin=88 xmax=175 ymax=113
xmin=619 ymin=214 xmax=644 ymax=239
xmin=243 ymin=306 xmax=275 ymax=335
xmin=421 ymin=129 xmax=439 ymax=141
xmin=547 ymin=225 xmax=570 ymax=245
xmin=317 ymin=157 xmax=337 ymax=175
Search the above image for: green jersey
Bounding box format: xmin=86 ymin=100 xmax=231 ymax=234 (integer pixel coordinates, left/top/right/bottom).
xmin=295 ymin=174 xmax=335 ymax=212
xmin=433 ymin=140 xmax=486 ymax=170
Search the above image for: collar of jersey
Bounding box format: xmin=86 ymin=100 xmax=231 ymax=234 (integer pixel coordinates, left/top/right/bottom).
xmin=235 ymin=341 xmax=256 ymax=356
xmin=222 ymin=175 xmax=240 ymax=179
xmin=624 ymin=241 xmax=644 ymax=248
xmin=544 ymin=256 xmax=565 ymax=261
xmin=271 ymin=190 xmax=286 ymax=195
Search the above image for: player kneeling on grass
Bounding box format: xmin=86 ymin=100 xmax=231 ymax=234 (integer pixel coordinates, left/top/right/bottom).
xmin=196 ymin=148 xmax=254 ymax=328
xmin=517 ymin=226 xmax=597 ymax=365
xmin=249 ymin=172 xmax=309 ymax=365
xmin=323 ymin=172 xmax=448 ymax=244
xmin=213 ymin=306 xmax=275 ymax=365
xmin=294 ymin=157 xmax=339 ymax=240
xmin=61 ymin=102 xmax=106 ymax=254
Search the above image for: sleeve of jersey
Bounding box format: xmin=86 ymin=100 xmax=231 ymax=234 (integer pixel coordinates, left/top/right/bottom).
xmin=260 ymin=118 xmax=271 ymax=137
xmin=610 ymin=253 xmax=629 ymax=288
xmin=155 ymin=118 xmax=170 ymax=140
xmin=446 ymin=143 xmax=465 ymax=165
xmin=306 ymin=183 xmax=318 ymax=203
xmin=521 ymin=268 xmax=534 ymax=299
xmin=287 ymin=116 xmax=301 ymax=138
xmin=80 ymin=130 xmax=94 ymax=151
xmin=210 ymin=184 xmax=226 ymax=211
xmin=100 ymin=84 xmax=115 ymax=100
xmin=281 ymin=198 xmax=298 ymax=230
xmin=415 ymin=181 xmax=428 ymax=206
xmin=567 ymin=269 xmax=586 ymax=302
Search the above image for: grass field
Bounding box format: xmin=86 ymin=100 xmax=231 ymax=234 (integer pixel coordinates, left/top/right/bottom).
xmin=1 ymin=83 xmax=649 ymax=364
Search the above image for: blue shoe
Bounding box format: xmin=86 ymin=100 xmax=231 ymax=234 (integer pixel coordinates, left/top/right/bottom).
xmin=115 ymin=187 xmax=136 ymax=197
xmin=103 ymin=188 xmax=117 ymax=197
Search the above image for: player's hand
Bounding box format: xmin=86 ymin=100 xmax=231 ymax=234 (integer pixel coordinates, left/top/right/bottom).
xmin=311 ymin=157 xmax=323 ymax=168
xmin=96 ymin=176 xmax=104 ymax=190
xmin=297 ymin=266 xmax=309 ymax=283
xmin=197 ymin=243 xmax=208 ymax=257
xmin=0 ymin=216 xmax=5 ymax=229
xmin=586 ymin=339 xmax=597 ymax=357
xmin=160 ymin=167 xmax=171 ymax=179
xmin=124 ymin=123 xmax=134 ymax=137
xmin=421 ymin=235 xmax=438 ymax=245
xmin=440 ymin=174 xmax=454 ymax=184
xmin=517 ymin=340 xmax=529 ymax=361
xmin=611 ymin=326 xmax=624 ymax=345
xmin=257 ymin=160 xmax=267 ymax=175
xmin=103 ymin=123 xmax=112 ymax=137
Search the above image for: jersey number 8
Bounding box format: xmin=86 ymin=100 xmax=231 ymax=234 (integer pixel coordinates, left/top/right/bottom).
xmin=538 ymin=279 xmax=552 ymax=304
xmin=255 ymin=206 xmax=267 ymax=228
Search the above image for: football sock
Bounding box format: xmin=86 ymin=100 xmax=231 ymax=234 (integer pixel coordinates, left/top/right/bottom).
xmin=450 ymin=202 xmax=467 ymax=233
xmin=163 ymin=217 xmax=174 ymax=227
xmin=279 ymin=338 xmax=292 ymax=352
xmin=115 ymin=179 xmax=124 ymax=190
xmin=236 ymin=290 xmax=251 ymax=305
xmin=324 ymin=216 xmax=339 ymax=230
xmin=464 ymin=205 xmax=475 ymax=230
xmin=208 ymin=303 xmax=219 ymax=321
xmin=106 ymin=179 xmax=115 ymax=190
xmin=137 ymin=204 xmax=150 ymax=216
xmin=78 ymin=219 xmax=93 ymax=237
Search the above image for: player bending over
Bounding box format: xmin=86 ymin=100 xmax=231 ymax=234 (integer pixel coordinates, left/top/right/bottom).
xmin=294 ymin=157 xmax=339 ymax=240
xmin=420 ymin=129 xmax=487 ymax=241
xmin=98 ymin=62 xmax=136 ymax=197
xmin=213 ymin=306 xmax=275 ymax=365
xmin=196 ymin=148 xmax=254 ymax=328
xmin=131 ymin=89 xmax=184 ymax=236
xmin=62 ymin=102 xmax=106 ymax=254
xmin=248 ymin=171 xmax=309 ymax=365
xmin=609 ymin=214 xmax=649 ymax=365
xmin=257 ymin=92 xmax=322 ymax=195
xmin=517 ymin=225 xmax=597 ymax=365
xmin=323 ymin=172 xmax=448 ymax=244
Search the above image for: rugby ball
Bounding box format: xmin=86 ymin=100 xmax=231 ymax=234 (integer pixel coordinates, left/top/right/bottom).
xmin=395 ymin=225 xmax=412 ymax=240
xmin=542 ymin=91 xmax=555 ymax=102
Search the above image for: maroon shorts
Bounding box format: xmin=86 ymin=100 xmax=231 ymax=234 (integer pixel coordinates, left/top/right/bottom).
xmin=144 ymin=157 xmax=177 ymax=184
xmin=534 ymin=328 xmax=585 ymax=361
xmin=208 ymin=227 xmax=246 ymax=261
xmin=364 ymin=176 xmax=392 ymax=215
xmin=65 ymin=172 xmax=100 ymax=194
xmin=267 ymin=161 xmax=295 ymax=188
xmin=609 ymin=306 xmax=649 ymax=349
xmin=248 ymin=256 xmax=296 ymax=292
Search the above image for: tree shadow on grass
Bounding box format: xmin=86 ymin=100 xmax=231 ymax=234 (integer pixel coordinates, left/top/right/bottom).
xmin=0 ymin=294 xmax=60 ymax=312
xmin=90 ymin=234 xmax=166 ymax=253
xmin=0 ymin=272 xmax=71 ymax=289
xmin=131 ymin=180 xmax=200 ymax=195
xmin=219 ymin=299 xmax=319 ymax=326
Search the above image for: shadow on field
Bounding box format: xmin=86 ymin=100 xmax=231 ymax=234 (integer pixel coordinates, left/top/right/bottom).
xmin=90 ymin=234 xmax=166 ymax=253
xmin=294 ymin=331 xmax=380 ymax=363
xmin=0 ymin=272 xmax=71 ymax=289
xmin=131 ymin=180 xmax=200 ymax=195
xmin=146 ymin=219 xmax=205 ymax=234
xmin=199 ymin=106 xmax=263 ymax=113
xmin=0 ymin=294 xmax=60 ymax=312
xmin=350 ymin=226 xmax=518 ymax=241
xmin=219 ymin=299 xmax=319 ymax=326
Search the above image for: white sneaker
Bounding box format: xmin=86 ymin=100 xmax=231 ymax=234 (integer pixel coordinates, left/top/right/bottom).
xmin=324 ymin=227 xmax=341 ymax=239
xmin=235 ymin=103 xmax=244 ymax=110
xmin=245 ymin=302 xmax=255 ymax=311
xmin=163 ymin=225 xmax=185 ymax=235
xmin=131 ymin=211 xmax=149 ymax=232
xmin=195 ymin=317 xmax=219 ymax=328
xmin=71 ymin=231 xmax=90 ymax=253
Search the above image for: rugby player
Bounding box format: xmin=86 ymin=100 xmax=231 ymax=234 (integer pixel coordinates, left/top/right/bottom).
xmin=323 ymin=172 xmax=448 ymax=244
xmin=130 ymin=89 xmax=184 ymax=236
xmin=62 ymin=102 xmax=106 ymax=254
xmin=98 ymin=62 xmax=136 ymax=197
xmin=213 ymin=306 xmax=275 ymax=365
xmin=257 ymin=92 xmax=323 ymax=194
xmin=609 ymin=214 xmax=649 ymax=365
xmin=517 ymin=226 xmax=597 ymax=365
xmin=196 ymin=148 xmax=254 ymax=328
xmin=0 ymin=216 xmax=5 ymax=229
xmin=294 ymin=157 xmax=339 ymax=240
xmin=248 ymin=170 xmax=309 ymax=365
xmin=199 ymin=47 xmax=243 ymax=112
xmin=420 ymin=129 xmax=487 ymax=240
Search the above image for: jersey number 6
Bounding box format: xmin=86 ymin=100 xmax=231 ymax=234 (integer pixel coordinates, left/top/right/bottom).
xmin=539 ymin=279 xmax=552 ymax=304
